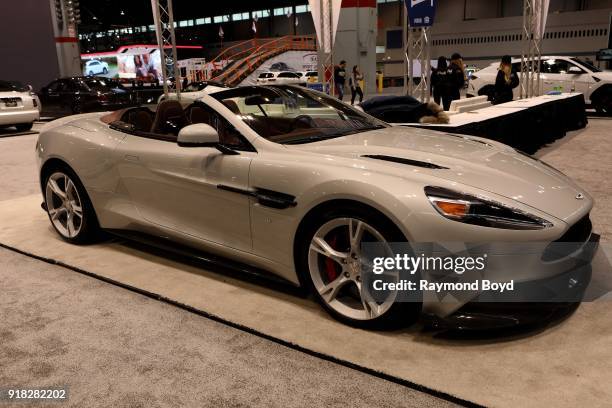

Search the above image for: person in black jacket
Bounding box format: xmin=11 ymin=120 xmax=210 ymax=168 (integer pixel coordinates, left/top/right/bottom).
xmin=431 ymin=56 xmax=451 ymax=110
xmin=334 ymin=60 xmax=347 ymax=100
xmin=448 ymin=53 xmax=466 ymax=105
xmin=493 ymin=55 xmax=519 ymax=105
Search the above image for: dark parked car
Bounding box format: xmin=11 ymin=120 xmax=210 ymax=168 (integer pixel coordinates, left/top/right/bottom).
xmin=38 ymin=77 xmax=134 ymax=117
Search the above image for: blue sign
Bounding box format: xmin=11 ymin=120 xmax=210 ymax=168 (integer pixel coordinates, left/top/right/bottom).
xmin=405 ymin=0 xmax=437 ymax=27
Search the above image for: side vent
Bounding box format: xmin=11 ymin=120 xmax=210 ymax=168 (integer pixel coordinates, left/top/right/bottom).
xmin=361 ymin=155 xmax=448 ymax=170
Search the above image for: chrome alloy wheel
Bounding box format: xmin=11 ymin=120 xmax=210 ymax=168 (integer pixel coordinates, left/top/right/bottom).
xmin=308 ymin=217 xmax=399 ymax=321
xmin=45 ymin=172 xmax=84 ymax=239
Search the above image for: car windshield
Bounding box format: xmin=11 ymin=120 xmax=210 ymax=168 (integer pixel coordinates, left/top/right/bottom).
xmin=211 ymin=86 xmax=388 ymax=144
xmin=185 ymin=82 xmax=206 ymax=92
xmin=0 ymin=80 xmax=27 ymax=92
xmin=571 ymin=58 xmax=601 ymax=73
xmin=81 ymin=78 xmax=112 ymax=91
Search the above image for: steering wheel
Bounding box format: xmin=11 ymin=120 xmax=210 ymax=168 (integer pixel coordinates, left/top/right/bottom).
xmin=291 ymin=115 xmax=316 ymax=130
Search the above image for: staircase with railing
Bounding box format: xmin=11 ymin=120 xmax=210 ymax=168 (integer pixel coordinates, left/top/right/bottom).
xmin=208 ymin=35 xmax=316 ymax=87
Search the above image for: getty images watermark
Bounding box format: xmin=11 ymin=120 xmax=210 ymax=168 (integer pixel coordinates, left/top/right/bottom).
xmin=360 ymin=240 xmax=608 ymax=303
xmin=370 ymin=253 xmax=514 ymax=294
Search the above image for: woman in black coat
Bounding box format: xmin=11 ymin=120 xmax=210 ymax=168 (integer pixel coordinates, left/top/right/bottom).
xmin=493 ymin=55 xmax=519 ymax=105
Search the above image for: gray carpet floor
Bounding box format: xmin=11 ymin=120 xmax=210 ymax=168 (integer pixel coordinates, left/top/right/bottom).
xmin=0 ymin=247 xmax=457 ymax=408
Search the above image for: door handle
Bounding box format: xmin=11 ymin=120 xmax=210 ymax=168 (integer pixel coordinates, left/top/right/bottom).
xmin=124 ymin=154 xmax=139 ymax=162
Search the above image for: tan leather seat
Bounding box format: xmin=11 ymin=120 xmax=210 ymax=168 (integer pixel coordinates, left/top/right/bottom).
xmin=188 ymin=106 xmax=211 ymax=125
xmin=151 ymin=100 xmax=188 ymax=137
xmin=131 ymin=110 xmax=154 ymax=132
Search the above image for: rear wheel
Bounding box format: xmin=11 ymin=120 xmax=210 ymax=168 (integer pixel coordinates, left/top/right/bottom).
xmin=43 ymin=167 xmax=99 ymax=244
xmin=297 ymin=206 xmax=421 ymax=329
xmin=15 ymin=122 xmax=33 ymax=131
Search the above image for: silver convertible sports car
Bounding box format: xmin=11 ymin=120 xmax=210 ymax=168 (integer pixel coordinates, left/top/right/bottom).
xmin=36 ymin=85 xmax=595 ymax=328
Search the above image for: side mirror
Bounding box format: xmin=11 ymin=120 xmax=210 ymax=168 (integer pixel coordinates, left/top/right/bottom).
xmin=26 ymin=84 xmax=33 ymax=92
xmin=568 ymin=66 xmax=583 ymax=75
xmin=177 ymin=123 xmax=219 ymax=147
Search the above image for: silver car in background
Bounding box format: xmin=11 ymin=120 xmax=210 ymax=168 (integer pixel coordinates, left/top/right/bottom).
xmin=0 ymin=80 xmax=40 ymax=131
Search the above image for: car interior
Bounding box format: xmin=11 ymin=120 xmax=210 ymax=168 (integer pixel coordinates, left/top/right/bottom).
xmin=103 ymin=100 xmax=249 ymax=149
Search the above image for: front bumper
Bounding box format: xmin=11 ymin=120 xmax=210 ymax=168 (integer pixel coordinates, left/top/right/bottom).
xmin=0 ymin=108 xmax=40 ymax=125
xmin=422 ymin=232 xmax=600 ymax=318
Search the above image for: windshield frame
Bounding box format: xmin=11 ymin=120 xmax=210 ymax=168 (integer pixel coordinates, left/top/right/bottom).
xmin=81 ymin=78 xmax=112 ymax=92
xmin=570 ymin=57 xmax=601 ymax=73
xmin=210 ymin=85 xmax=389 ymax=145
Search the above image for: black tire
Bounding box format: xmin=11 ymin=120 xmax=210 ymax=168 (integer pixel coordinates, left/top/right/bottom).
xmin=89 ymin=71 xmax=94 ymax=76
xmin=15 ymin=122 xmax=33 ymax=132
xmin=42 ymin=164 xmax=100 ymax=244
xmin=594 ymin=93 xmax=611 ymax=115
xmin=296 ymin=204 xmax=422 ymax=330
xmin=102 ymin=67 xmax=108 ymax=74
xmin=71 ymin=100 xmax=82 ymax=114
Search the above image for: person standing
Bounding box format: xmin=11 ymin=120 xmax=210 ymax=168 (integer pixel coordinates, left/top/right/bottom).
xmin=448 ymin=53 xmax=466 ymax=106
xmin=431 ymin=56 xmax=451 ymax=110
xmin=493 ymin=55 xmax=519 ymax=105
xmin=334 ymin=60 xmax=347 ymax=100
xmin=349 ymin=65 xmax=364 ymax=105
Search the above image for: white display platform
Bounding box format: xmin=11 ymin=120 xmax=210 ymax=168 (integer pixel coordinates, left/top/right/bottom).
xmin=398 ymin=93 xmax=582 ymax=128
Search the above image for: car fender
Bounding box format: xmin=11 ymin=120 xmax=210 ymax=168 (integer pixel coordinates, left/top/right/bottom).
xmin=248 ymin=157 xmax=426 ymax=273
xmin=38 ymin=114 xmax=126 ymax=198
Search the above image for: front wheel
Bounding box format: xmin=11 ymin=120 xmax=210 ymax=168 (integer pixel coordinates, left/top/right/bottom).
xmin=44 ymin=168 xmax=99 ymax=244
xmin=102 ymin=67 xmax=108 ymax=74
xmin=71 ymin=100 xmax=82 ymax=114
xmin=297 ymin=206 xmax=421 ymax=329
xmin=594 ymin=94 xmax=611 ymax=115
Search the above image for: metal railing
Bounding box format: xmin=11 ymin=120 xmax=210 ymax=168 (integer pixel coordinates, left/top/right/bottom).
xmin=211 ymin=35 xmax=316 ymax=86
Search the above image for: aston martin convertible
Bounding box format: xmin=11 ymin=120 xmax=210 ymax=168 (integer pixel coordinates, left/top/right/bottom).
xmin=36 ymin=85 xmax=595 ymax=328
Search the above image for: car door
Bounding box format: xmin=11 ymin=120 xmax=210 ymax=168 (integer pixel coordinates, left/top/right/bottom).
xmin=561 ymin=59 xmax=593 ymax=99
xmin=114 ymin=105 xmax=255 ymax=253
xmin=540 ymin=58 xmax=570 ymax=94
xmin=40 ymin=80 xmax=63 ymax=115
xmin=58 ymin=80 xmax=76 ymax=115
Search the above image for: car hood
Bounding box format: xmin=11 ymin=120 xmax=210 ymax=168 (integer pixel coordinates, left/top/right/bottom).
xmin=290 ymin=126 xmax=591 ymax=222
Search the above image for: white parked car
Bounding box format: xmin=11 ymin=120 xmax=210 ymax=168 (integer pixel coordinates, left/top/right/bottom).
xmin=36 ymin=85 xmax=595 ymax=328
xmin=301 ymin=71 xmax=319 ymax=83
xmin=468 ymin=56 xmax=612 ymax=113
xmin=256 ymin=71 xmax=305 ymax=85
xmin=0 ymin=80 xmax=40 ymax=131
xmin=84 ymin=60 xmax=109 ymax=76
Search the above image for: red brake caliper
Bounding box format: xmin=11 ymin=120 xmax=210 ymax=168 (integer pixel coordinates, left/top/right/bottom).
xmin=325 ymin=235 xmax=340 ymax=282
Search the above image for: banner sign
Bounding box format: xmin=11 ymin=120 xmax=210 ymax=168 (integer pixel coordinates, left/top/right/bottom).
xmin=405 ymin=0 xmax=437 ymax=28
xmin=309 ymin=0 xmax=342 ymax=53
xmin=533 ymin=0 xmax=550 ymax=41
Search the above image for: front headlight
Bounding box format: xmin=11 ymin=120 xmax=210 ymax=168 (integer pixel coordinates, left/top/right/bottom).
xmin=424 ymin=186 xmax=553 ymax=230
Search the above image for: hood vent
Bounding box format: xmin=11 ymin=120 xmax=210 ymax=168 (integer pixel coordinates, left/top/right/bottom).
xmin=361 ymin=155 xmax=448 ymax=169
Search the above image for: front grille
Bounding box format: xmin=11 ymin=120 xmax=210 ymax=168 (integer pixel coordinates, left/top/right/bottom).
xmin=542 ymin=214 xmax=592 ymax=262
